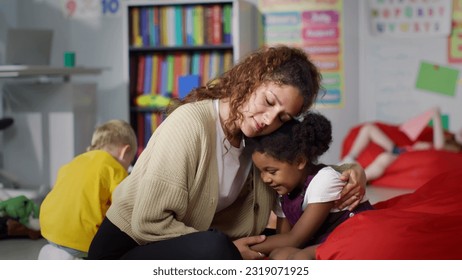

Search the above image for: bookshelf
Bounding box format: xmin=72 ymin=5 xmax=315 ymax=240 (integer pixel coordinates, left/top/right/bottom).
xmin=123 ymin=0 xmax=256 ymax=156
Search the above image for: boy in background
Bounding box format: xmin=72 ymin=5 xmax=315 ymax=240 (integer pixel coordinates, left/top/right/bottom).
xmin=38 ymin=120 xmax=137 ymax=259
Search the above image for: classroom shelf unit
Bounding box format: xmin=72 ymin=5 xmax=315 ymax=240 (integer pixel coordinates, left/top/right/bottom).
xmin=123 ymin=0 xmax=256 ymax=156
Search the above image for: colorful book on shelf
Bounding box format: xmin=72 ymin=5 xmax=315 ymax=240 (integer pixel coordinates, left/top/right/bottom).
xmin=156 ymin=55 xmax=165 ymax=94
xmin=131 ymin=7 xmax=143 ymax=47
xmin=202 ymin=52 xmax=211 ymax=84
xmin=160 ymin=58 xmax=169 ymax=96
xmin=191 ymin=52 xmax=201 ymax=75
xmin=166 ymin=55 xmax=174 ymax=96
xmin=160 ymin=7 xmax=168 ymax=46
xmin=165 ymin=6 xmax=175 ymax=46
xmin=147 ymin=8 xmax=153 ymax=46
xmin=211 ymin=4 xmax=223 ymax=45
xmin=210 ymin=52 xmax=221 ymax=79
xmin=174 ymin=6 xmax=184 ymax=46
xmin=148 ymin=8 xmax=155 ymax=46
xmin=172 ymin=53 xmax=183 ymax=98
xmin=153 ymin=7 xmax=160 ymax=46
xmin=222 ymin=4 xmax=232 ymax=44
xmin=223 ymin=51 xmax=233 ymax=72
xmin=179 ymin=74 xmax=200 ymax=100
xmin=185 ymin=6 xmax=194 ymax=45
xmin=136 ymin=55 xmax=146 ymax=95
xmin=143 ymin=55 xmax=152 ymax=94
xmin=193 ymin=5 xmax=205 ymax=45
xmin=181 ymin=53 xmax=190 ymax=75
xmin=150 ymin=55 xmax=158 ymax=95
xmin=205 ymin=5 xmax=214 ymax=45
xmin=140 ymin=8 xmax=149 ymax=47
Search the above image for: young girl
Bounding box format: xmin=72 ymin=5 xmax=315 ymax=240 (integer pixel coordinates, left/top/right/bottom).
xmin=341 ymin=107 xmax=462 ymax=181
xmin=247 ymin=112 xmax=374 ymax=259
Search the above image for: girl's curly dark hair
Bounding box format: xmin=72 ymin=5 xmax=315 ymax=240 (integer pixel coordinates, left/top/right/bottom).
xmin=169 ymin=45 xmax=322 ymax=144
xmin=246 ymin=111 xmax=332 ymax=165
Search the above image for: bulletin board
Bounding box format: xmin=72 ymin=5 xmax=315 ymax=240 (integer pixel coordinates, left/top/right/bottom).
xmin=359 ymin=0 xmax=462 ymax=132
xmin=258 ymin=0 xmax=345 ymax=108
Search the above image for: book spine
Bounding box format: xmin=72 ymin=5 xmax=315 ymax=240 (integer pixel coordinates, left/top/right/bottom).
xmin=140 ymin=8 xmax=150 ymax=46
xmin=153 ymin=7 xmax=160 ymax=46
xmin=211 ymin=5 xmax=223 ymax=44
xmin=151 ymin=55 xmax=159 ymax=94
xmin=205 ymin=5 xmax=213 ymax=45
xmin=136 ymin=55 xmax=146 ymax=95
xmin=160 ymin=58 xmax=168 ymax=96
xmin=131 ymin=7 xmax=143 ymax=47
xmin=143 ymin=55 xmax=153 ymax=94
xmin=166 ymin=54 xmax=174 ymax=96
xmin=193 ymin=5 xmax=205 ymax=45
xmin=174 ymin=6 xmax=184 ymax=46
xmin=222 ymin=4 xmax=232 ymax=44
xmin=185 ymin=6 xmax=194 ymax=45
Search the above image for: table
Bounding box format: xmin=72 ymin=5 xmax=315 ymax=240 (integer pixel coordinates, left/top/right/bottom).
xmin=0 ymin=65 xmax=105 ymax=190
xmin=0 ymin=65 xmax=104 ymax=80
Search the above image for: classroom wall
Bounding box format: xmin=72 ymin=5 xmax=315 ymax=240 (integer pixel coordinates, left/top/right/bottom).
xmin=0 ymin=0 xmax=128 ymax=124
xmin=0 ymin=0 xmax=361 ymax=174
xmin=358 ymin=1 xmax=462 ymax=133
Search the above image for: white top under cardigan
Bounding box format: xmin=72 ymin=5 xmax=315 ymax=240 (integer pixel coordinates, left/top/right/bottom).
xmin=213 ymin=99 xmax=252 ymax=212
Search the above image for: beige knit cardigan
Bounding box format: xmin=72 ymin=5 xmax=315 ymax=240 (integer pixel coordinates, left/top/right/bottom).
xmin=106 ymin=100 xmax=275 ymax=245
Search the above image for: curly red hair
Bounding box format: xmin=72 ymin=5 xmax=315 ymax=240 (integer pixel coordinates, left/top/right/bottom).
xmin=170 ymin=45 xmax=322 ymax=143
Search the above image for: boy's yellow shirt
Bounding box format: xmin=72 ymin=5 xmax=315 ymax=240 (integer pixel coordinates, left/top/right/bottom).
xmin=39 ymin=150 xmax=128 ymax=253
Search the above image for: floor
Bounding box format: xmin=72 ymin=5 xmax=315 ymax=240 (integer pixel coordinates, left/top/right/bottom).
xmin=0 ymin=237 xmax=47 ymax=260
xmin=0 ymin=185 xmax=414 ymax=260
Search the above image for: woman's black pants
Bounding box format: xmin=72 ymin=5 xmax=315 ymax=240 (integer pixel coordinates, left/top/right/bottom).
xmin=87 ymin=217 xmax=242 ymax=260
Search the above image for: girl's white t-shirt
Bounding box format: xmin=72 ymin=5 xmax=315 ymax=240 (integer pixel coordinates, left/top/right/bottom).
xmin=276 ymin=166 xmax=369 ymax=218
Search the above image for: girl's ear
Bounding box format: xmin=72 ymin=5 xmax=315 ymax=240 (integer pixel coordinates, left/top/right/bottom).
xmin=296 ymin=156 xmax=308 ymax=170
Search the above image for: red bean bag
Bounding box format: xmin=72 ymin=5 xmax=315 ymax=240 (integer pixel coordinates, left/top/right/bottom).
xmin=316 ymin=170 xmax=462 ymax=259
xmin=341 ymin=122 xmax=462 ymax=189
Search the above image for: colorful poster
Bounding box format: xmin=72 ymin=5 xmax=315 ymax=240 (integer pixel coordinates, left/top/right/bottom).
xmin=259 ymin=0 xmax=344 ymax=108
xmin=368 ymin=0 xmax=452 ymax=37
xmin=448 ymin=0 xmax=462 ymax=63
xmin=62 ymin=0 xmax=122 ymax=18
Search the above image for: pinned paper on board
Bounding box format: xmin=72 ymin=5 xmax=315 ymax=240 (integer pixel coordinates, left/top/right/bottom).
xmin=415 ymin=61 xmax=459 ymax=96
xmin=399 ymin=107 xmax=437 ymax=141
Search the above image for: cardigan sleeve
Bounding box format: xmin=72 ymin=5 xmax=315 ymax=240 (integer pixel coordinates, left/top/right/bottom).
xmin=123 ymin=102 xmax=217 ymax=243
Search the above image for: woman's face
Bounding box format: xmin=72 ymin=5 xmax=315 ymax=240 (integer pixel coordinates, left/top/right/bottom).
xmin=239 ymin=82 xmax=303 ymax=138
xmin=252 ymin=151 xmax=306 ymax=196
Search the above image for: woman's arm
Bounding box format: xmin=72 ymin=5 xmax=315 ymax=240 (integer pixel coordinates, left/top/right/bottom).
xmin=331 ymin=163 xmax=366 ymax=210
xmin=128 ymin=104 xmax=213 ymax=241
xmin=249 ymin=201 xmax=333 ymax=255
